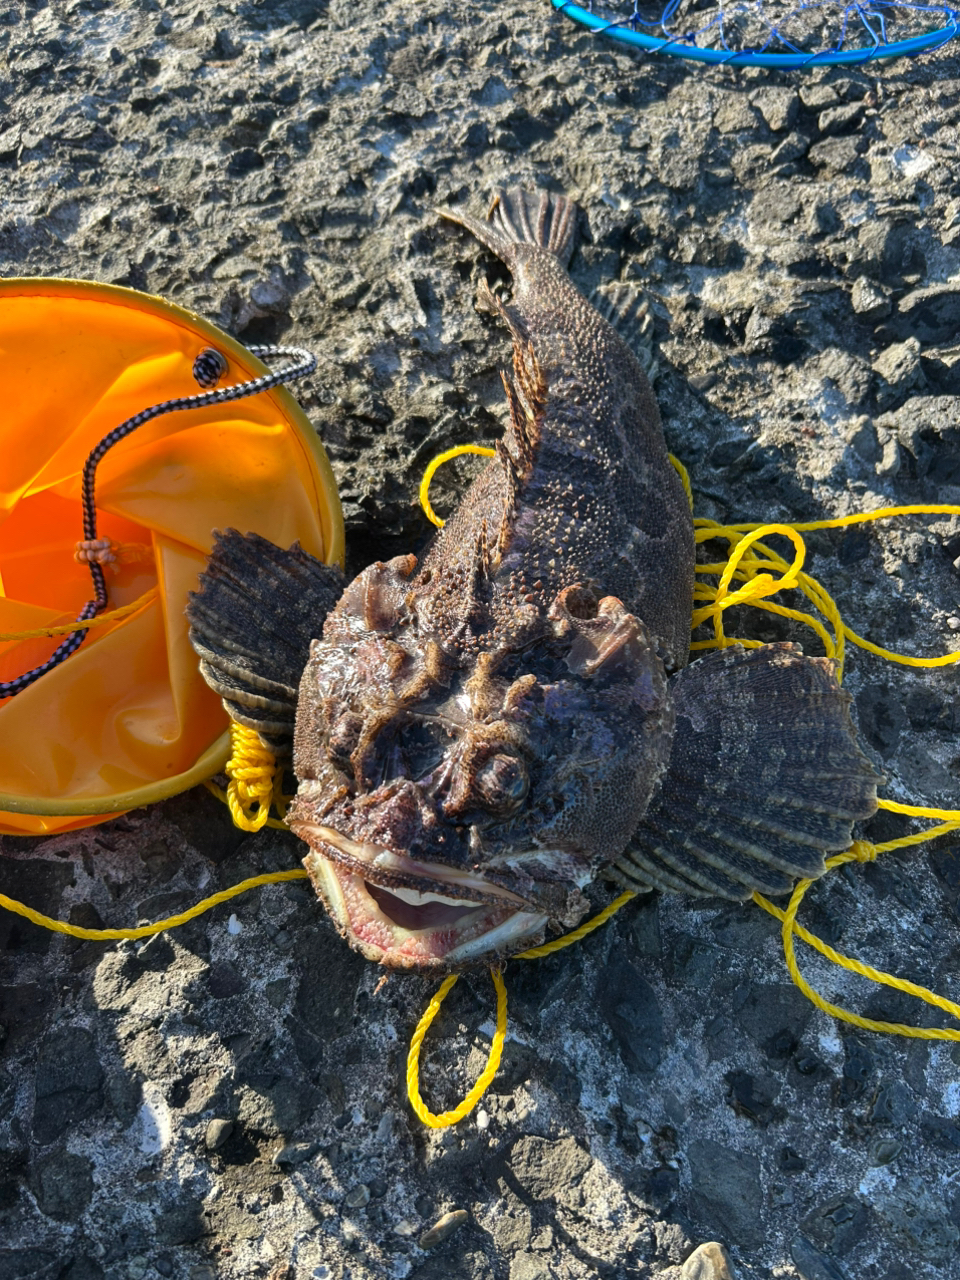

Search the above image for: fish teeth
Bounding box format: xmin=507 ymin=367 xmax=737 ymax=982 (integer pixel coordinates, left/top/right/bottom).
xmin=384 ymin=886 xmax=480 ymax=909
xmin=294 ymin=821 xmax=527 ymax=904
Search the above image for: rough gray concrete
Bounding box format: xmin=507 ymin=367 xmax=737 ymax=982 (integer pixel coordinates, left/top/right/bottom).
xmin=1 ymin=2 xmax=960 ymax=1279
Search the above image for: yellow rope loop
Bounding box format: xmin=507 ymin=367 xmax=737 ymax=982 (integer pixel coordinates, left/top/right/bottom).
xmin=0 ymin=587 xmax=159 ymax=643
xmin=753 ymin=798 xmax=960 ymax=1042
xmin=225 ymin=722 xmax=280 ymax=832
xmin=691 ymin=523 xmax=807 ymax=648
xmin=755 ymin=871 xmax=960 ymax=1041
xmin=406 ymin=969 xmax=508 ymax=1128
xmin=721 ymin=503 xmax=960 ymax=672
xmin=407 ymin=891 xmax=638 ymax=1126
xmin=419 ymin=444 xmax=496 ymax=528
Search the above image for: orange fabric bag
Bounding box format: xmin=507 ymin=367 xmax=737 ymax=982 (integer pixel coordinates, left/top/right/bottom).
xmin=0 ymin=278 xmax=343 ymax=836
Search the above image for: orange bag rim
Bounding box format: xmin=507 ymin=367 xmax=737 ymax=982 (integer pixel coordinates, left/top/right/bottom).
xmin=0 ymin=276 xmax=343 ymax=819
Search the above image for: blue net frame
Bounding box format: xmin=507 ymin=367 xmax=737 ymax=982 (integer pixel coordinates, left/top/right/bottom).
xmin=551 ymin=0 xmax=960 ymax=65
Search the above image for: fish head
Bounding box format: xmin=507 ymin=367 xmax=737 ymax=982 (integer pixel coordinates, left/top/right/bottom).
xmin=287 ymin=562 xmax=674 ymax=970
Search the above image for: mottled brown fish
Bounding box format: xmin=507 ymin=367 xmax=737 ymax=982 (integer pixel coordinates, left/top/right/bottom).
xmin=187 ymin=189 xmax=880 ymax=971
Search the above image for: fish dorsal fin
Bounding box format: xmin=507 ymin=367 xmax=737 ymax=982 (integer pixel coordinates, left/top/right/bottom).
xmin=497 ymin=341 xmax=546 ymax=559
xmin=589 ymin=282 xmax=657 ymax=383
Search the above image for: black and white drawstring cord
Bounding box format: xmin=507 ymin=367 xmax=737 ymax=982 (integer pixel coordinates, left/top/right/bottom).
xmin=1 ymin=344 xmax=317 ymax=698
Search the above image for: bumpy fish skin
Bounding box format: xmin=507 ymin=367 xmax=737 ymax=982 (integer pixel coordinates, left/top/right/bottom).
xmin=187 ymin=188 xmax=881 ymax=971
xmin=414 ymin=193 xmax=695 ymax=672
xmin=285 ymin=190 xmax=695 ymax=966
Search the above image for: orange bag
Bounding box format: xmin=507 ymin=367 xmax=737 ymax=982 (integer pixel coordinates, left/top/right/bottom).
xmin=0 ymin=278 xmax=343 ymax=836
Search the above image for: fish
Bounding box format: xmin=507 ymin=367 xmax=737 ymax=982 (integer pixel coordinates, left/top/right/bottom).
xmin=186 ymin=188 xmax=881 ymax=971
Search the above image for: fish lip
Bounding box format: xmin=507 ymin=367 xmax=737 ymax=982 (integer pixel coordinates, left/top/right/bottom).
xmin=291 ymin=821 xmax=549 ymax=969
xmin=289 ymin=820 xmax=532 ymax=908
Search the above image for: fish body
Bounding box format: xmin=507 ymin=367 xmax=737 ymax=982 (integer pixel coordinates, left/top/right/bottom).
xmin=188 ymin=189 xmax=880 ymax=971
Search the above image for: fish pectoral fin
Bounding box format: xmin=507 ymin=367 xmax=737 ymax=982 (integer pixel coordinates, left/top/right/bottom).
xmin=612 ymin=643 xmax=883 ymax=901
xmin=589 ymin=282 xmax=657 ymax=384
xmin=186 ymin=529 xmax=346 ymax=755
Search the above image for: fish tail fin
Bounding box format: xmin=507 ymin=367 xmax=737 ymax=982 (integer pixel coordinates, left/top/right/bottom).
xmin=186 ymin=530 xmax=346 ymax=755
xmin=611 ymin=644 xmax=882 ymax=900
xmin=440 ymin=188 xmax=578 ymax=268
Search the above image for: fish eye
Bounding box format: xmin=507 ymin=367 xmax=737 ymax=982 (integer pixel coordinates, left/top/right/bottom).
xmin=475 ymin=753 xmax=529 ymax=813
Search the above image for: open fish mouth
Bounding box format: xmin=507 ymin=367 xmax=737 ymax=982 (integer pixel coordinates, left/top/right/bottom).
xmin=292 ymin=822 xmax=549 ymax=969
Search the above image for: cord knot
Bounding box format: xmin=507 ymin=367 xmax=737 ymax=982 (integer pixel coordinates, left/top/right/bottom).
xmin=74 ymin=537 xmax=117 ymax=566
xmin=850 ymin=839 xmax=878 ymax=863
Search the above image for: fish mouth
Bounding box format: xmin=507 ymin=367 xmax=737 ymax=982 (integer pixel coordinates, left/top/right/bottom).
xmin=291 ymin=821 xmax=549 ymax=970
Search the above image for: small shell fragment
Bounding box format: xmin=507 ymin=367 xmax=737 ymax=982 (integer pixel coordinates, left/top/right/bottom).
xmin=419 ymin=1208 xmax=468 ymax=1249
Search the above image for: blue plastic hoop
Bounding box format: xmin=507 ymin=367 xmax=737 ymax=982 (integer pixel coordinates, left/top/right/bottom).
xmin=551 ymin=0 xmax=960 ymax=66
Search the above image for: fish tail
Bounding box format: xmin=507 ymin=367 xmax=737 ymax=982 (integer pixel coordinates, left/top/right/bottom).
xmin=611 ymin=644 xmax=882 ymax=900
xmin=186 ymin=530 xmax=346 ymax=754
xmin=439 ymin=188 xmax=578 ymax=269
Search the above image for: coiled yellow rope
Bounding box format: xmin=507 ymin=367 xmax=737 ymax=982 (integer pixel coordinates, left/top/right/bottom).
xmin=418 ymin=443 xmax=496 ymax=528
xmin=202 ymin=722 xmax=291 ymax=832
xmin=406 ymin=890 xmax=639 ymax=1127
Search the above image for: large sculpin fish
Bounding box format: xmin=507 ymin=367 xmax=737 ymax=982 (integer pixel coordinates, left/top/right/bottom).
xmin=187 ymin=189 xmax=880 ymax=970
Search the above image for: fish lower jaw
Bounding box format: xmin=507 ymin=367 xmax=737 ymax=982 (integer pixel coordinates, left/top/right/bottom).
xmin=294 ymin=824 xmax=548 ymax=969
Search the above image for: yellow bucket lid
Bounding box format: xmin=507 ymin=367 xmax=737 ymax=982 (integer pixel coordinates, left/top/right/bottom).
xmin=0 ymin=278 xmax=343 ymax=836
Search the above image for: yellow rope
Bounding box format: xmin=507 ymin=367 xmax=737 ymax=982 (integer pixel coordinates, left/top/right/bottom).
xmin=407 ymin=969 xmax=508 ymax=1128
xmin=419 ymin=444 xmax=496 ymax=528
xmin=692 ymin=508 xmax=960 ymax=676
xmin=404 ymin=450 xmax=960 ymax=1124
xmin=753 ymin=832 xmax=960 ymax=1040
xmin=407 ymin=892 xmax=639 ymax=1127
xmin=218 ymin=721 xmax=289 ymax=832
xmin=669 ymin=453 xmax=694 ymax=511
xmin=0 ymin=587 xmax=159 ymax=642
xmin=0 ymin=869 xmax=308 ymax=941
xmin=515 ymin=890 xmax=637 ymax=958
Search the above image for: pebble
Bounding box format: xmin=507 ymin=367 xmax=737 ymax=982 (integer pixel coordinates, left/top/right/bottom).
xmin=850 ymin=277 xmax=892 ymax=322
xmin=419 ymin=1208 xmax=469 ymax=1249
xmin=204 ymin=1118 xmax=233 ymax=1151
xmin=510 ymin=1253 xmax=553 ymax=1280
xmin=817 ymin=103 xmax=863 ymax=136
xmin=808 ymin=136 xmax=861 ymax=173
xmin=790 ymin=1236 xmax=848 ymax=1280
xmin=344 ymin=1183 xmax=371 ymax=1208
xmin=751 ymin=87 xmax=797 ymax=133
xmin=873 ymin=338 xmax=924 ymax=408
xmin=681 ymin=1241 xmax=738 ymax=1280
xmin=800 ymin=83 xmax=841 ymax=110
xmin=869 ymin=1138 xmax=903 ymax=1166
xmin=272 ymin=1141 xmax=319 ymax=1168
